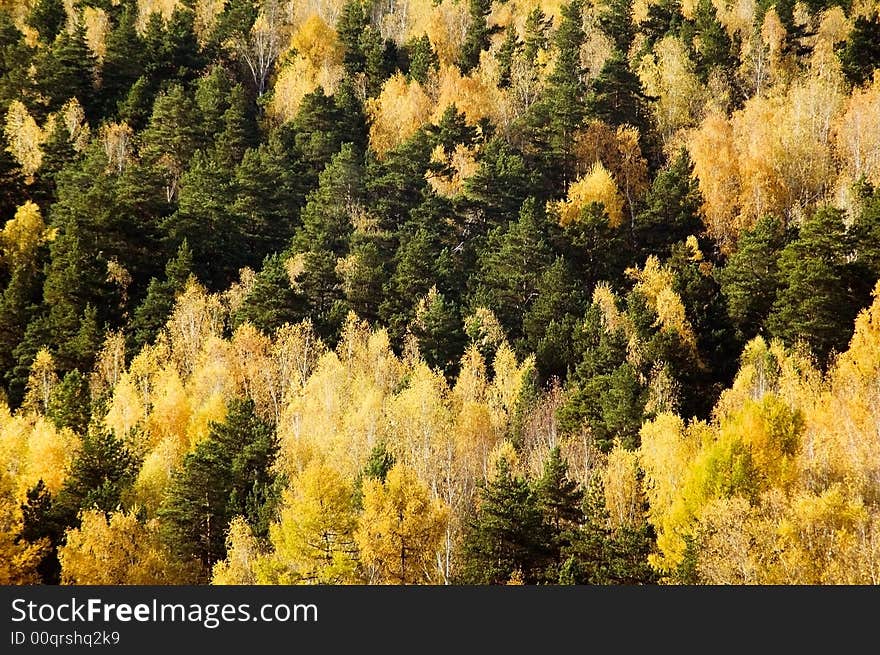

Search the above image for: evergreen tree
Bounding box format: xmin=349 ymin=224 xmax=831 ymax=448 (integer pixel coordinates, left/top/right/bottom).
xmin=234 ymin=253 xmax=304 ymax=333
xmin=768 ymin=206 xmax=861 ymax=365
xmin=633 ymin=150 xmax=704 ymax=260
xmin=560 ymin=479 xmax=658 ymax=584
xmin=52 ymin=427 xmax=139 ymax=529
xmin=691 ymin=0 xmax=736 ymax=82
xmin=380 ymin=192 xmax=458 ymax=342
xmin=129 ymin=241 xmax=193 ymax=353
xmin=470 ymin=197 xmax=553 ymax=346
xmin=0 ymin=263 xmax=44 ymax=405
xmin=458 ymin=457 xmax=547 ymax=584
xmin=290 ymin=144 xmax=364 ymax=340
xmin=458 ymin=0 xmax=495 ymax=74
xmin=535 ymin=447 xmax=584 ymax=580
xmin=337 ymin=0 xmax=369 ymax=76
xmin=46 ymin=369 xmax=90 ymax=434
xmin=19 ymin=480 xmax=65 ymax=584
xmin=405 ymin=34 xmax=439 ymax=84
xmin=586 ymin=50 xmax=647 ymax=131
xmin=162 ymin=150 xmax=242 ymax=290
xmin=838 ymin=12 xmax=880 ymax=87
xmin=99 ymin=2 xmax=145 ymax=117
xmin=537 ymin=0 xmax=587 ymax=182
xmin=37 ymin=20 xmax=97 ymax=116
xmin=159 ymin=398 xmax=278 ymax=577
xmin=718 ymin=215 xmax=786 ymax=342
xmin=26 ymin=0 xmax=65 ymax=45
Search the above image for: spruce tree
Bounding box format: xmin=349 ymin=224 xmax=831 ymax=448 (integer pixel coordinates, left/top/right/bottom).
xmin=470 ymin=197 xmax=553 ymax=346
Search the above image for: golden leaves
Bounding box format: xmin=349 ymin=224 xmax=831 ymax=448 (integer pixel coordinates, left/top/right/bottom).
xmin=366 ymin=73 xmax=433 ymax=158
xmin=551 ymin=162 xmax=625 ymax=227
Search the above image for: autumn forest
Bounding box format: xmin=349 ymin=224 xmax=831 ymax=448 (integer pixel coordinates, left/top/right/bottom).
xmin=1 ymin=0 xmax=880 ymax=586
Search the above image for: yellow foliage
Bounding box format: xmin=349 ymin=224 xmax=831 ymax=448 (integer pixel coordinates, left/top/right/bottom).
xmin=131 ymin=436 xmax=183 ymax=516
xmin=551 ymin=162 xmax=625 ymax=227
xmin=687 ymin=109 xmax=741 ymax=251
xmin=22 ymin=348 xmax=57 ymax=415
xmin=60 ymin=509 xmax=194 ymax=584
xmin=269 ymin=54 xmax=344 ymax=124
xmin=20 ymin=417 xmax=78 ymax=495
xmin=427 ymin=143 xmax=479 ymax=197
xmin=100 ymin=123 xmax=135 ymax=175
xmin=603 ymin=444 xmax=642 ymax=531
xmin=626 ymin=256 xmax=697 ymax=349
xmin=355 ymin=463 xmax=448 ymax=584
xmin=4 ymin=100 xmax=44 ymax=180
xmin=431 ymin=64 xmax=498 ymax=127
xmin=637 ymin=35 xmax=708 ymax=145
xmin=104 ymin=372 xmax=146 ymax=448
xmin=136 ymin=0 xmax=179 ymax=31
xmin=1 ymin=201 xmax=48 ymax=271
xmin=834 ymin=72 xmax=880 ymax=189
xmin=415 ymin=0 xmax=469 ymax=66
xmin=146 ymin=366 xmax=191 ymax=446
xmin=83 ymin=6 xmax=109 ymax=60
xmin=366 ymin=73 xmax=433 ymax=158
xmin=212 ymin=516 xmax=263 ymax=584
xmin=260 ymin=461 xmax=360 ymax=584
xmin=165 ymin=278 xmax=225 ymax=378
xmin=291 ymin=14 xmax=342 ymax=67
xmin=0 ymin=482 xmax=47 ymax=584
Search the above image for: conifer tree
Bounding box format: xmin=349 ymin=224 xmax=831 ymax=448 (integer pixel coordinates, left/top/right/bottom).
xmin=458 ymin=457 xmax=546 ymax=584
xmin=159 ymin=398 xmax=278 ymax=577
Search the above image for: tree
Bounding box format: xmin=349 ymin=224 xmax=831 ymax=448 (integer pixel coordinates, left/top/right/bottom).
xmin=458 ymin=0 xmax=494 ymax=74
xmin=633 ymin=149 xmax=703 ymax=260
xmin=535 ymin=0 xmax=588 ymax=181
xmin=26 ymin=0 xmax=65 ymax=44
xmin=46 ymin=369 xmax=90 ymax=434
xmin=159 ymin=398 xmax=278 ymax=578
xmin=289 ymin=144 xmax=365 ymax=340
xmin=458 ymin=455 xmax=546 ymax=584
xmin=99 ymin=2 xmax=144 ymax=117
xmin=140 ymin=84 xmax=201 ymax=202
xmin=356 ymin=463 xmax=448 ymax=584
xmin=535 ymin=447 xmax=584 ymax=578
xmin=718 ymin=216 xmax=786 ymax=342
xmin=838 ymin=12 xmax=880 ymax=87
xmin=261 ymin=462 xmax=360 ymax=583
xmin=163 ymin=150 xmax=242 ymax=290
xmin=37 ymin=21 xmax=97 ymax=116
xmin=768 ymin=206 xmax=859 ymax=365
xmin=235 ymin=253 xmax=304 ymax=333
xmin=128 ymin=241 xmax=193 ymax=354
xmin=228 ymin=0 xmax=286 ymax=97
xmin=59 ymin=509 xmax=194 ymax=584
xmin=471 ymin=197 xmax=553 ymax=346
xmin=47 ymin=425 xmax=139 ymax=558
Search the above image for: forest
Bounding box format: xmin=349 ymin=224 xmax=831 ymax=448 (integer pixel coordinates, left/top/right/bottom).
xmin=1 ymin=0 xmax=880 ymax=585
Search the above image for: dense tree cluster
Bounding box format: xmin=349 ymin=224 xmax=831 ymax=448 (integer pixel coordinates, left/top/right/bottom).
xmin=2 ymin=0 xmax=880 ymax=585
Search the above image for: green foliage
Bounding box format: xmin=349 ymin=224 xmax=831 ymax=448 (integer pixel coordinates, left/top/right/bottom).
xmin=718 ymin=216 xmax=786 ymax=342
xmin=159 ymin=398 xmax=278 ymax=577
xmin=235 ymin=253 xmax=304 ymax=333
xmin=46 ymin=369 xmax=90 ymax=434
xmin=838 ymin=12 xmax=880 ymax=87
xmin=768 ymin=206 xmax=860 ymax=365
xmin=458 ymin=457 xmax=547 ymax=584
